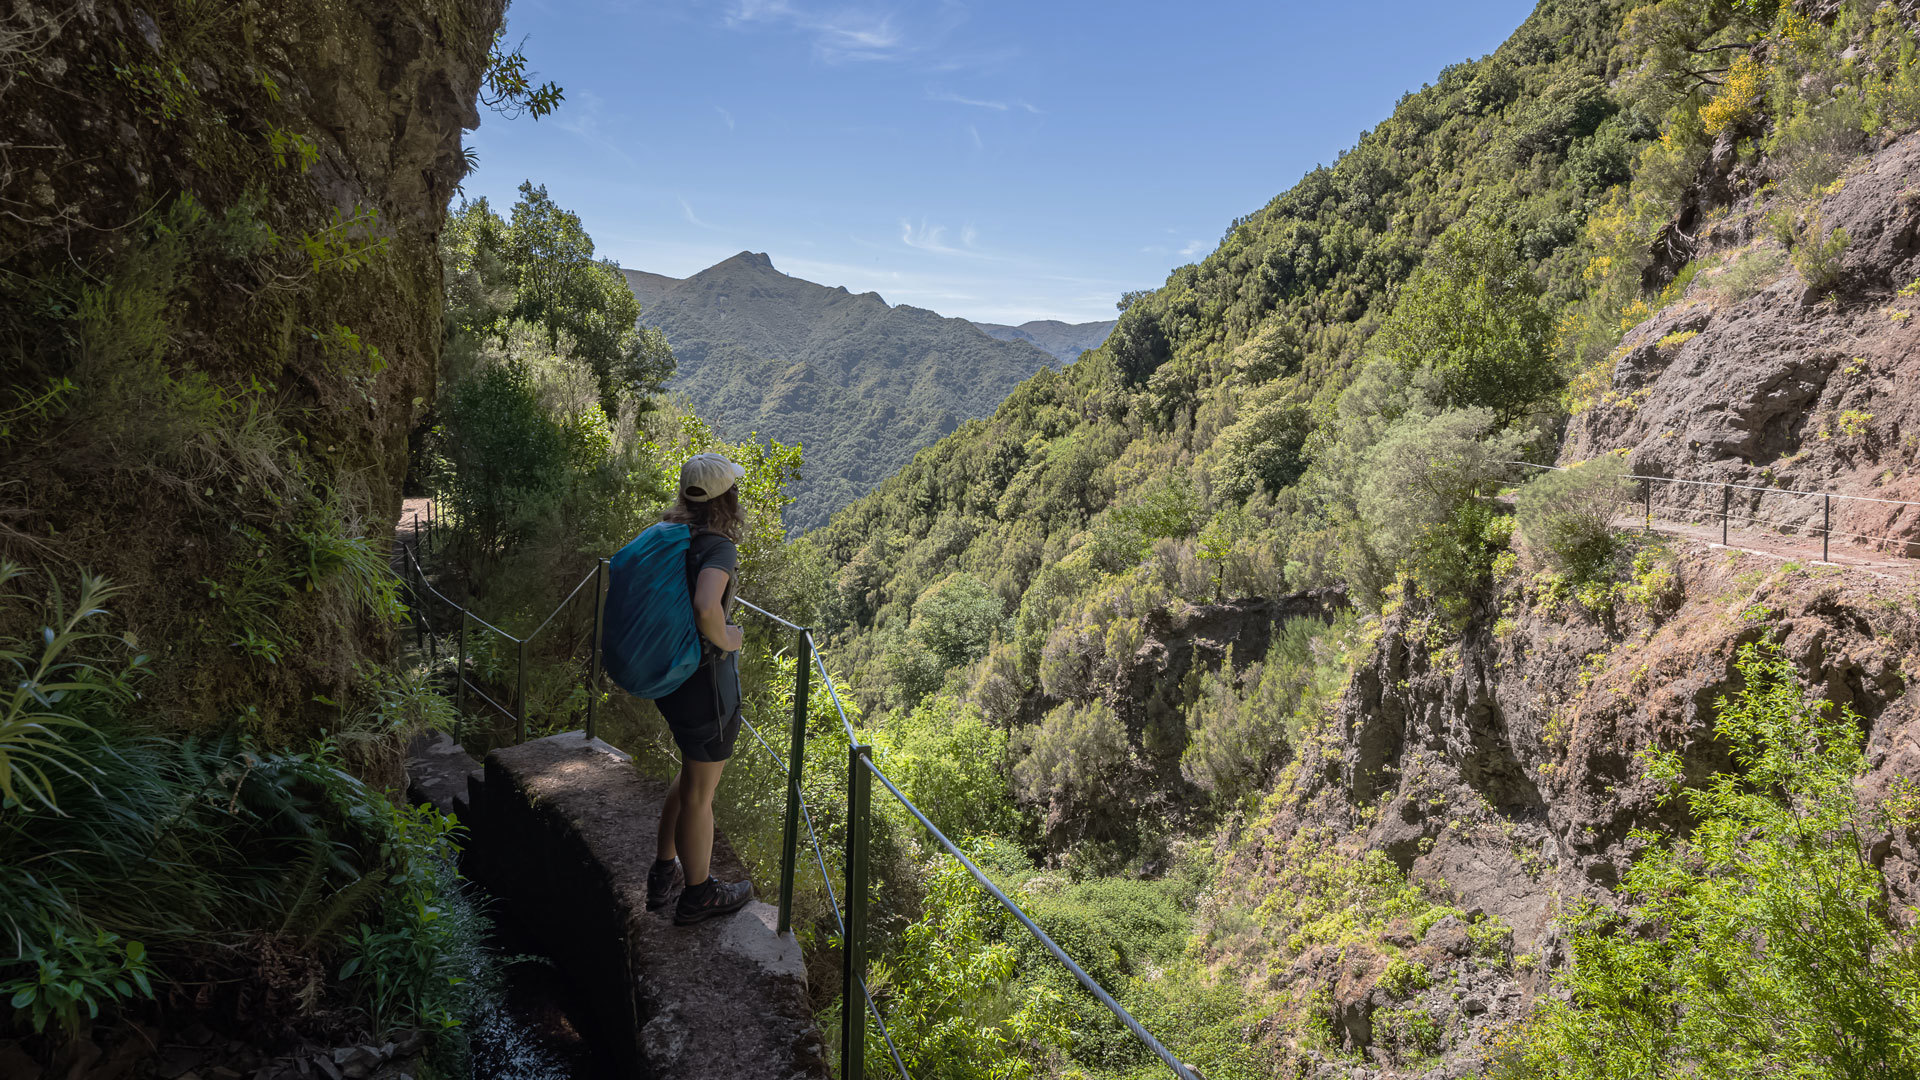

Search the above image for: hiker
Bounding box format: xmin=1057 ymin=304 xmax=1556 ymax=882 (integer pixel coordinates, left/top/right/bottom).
xmin=646 ymin=452 xmax=757 ymax=924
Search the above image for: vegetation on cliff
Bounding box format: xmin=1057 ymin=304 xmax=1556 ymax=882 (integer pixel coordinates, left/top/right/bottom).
xmin=780 ymin=0 xmax=1920 ymax=1074
xmin=0 ymin=0 xmax=575 ymax=1070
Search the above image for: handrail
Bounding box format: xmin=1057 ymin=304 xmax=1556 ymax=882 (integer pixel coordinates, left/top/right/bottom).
xmin=399 ymin=510 xmax=1207 ymax=1080
xmin=863 ymin=756 xmax=1202 ymax=1080
xmin=1499 ymin=460 xmax=1919 ymax=564
xmin=525 ymin=565 xmax=599 ymax=643
xmin=401 ymin=544 xmax=521 ymax=643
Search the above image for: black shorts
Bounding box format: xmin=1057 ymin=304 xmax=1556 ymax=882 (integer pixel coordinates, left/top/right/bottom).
xmin=657 ymin=650 xmax=742 ymax=762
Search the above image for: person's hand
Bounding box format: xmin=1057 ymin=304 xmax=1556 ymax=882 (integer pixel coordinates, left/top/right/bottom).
xmin=724 ymin=624 xmax=744 ymax=654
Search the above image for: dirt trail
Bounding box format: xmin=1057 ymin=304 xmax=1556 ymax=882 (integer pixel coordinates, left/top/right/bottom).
xmin=1615 ymin=508 xmax=1917 ymax=580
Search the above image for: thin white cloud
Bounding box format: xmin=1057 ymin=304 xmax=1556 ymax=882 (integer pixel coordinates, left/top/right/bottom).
xmin=1178 ymin=238 xmax=1208 ymax=258
xmin=929 ymin=88 xmax=1042 ymax=113
xmin=901 ymin=218 xmax=960 ymax=254
xmin=725 ymin=0 xmax=907 ymax=62
xmin=715 ymin=105 xmax=735 ymax=130
xmin=680 ymin=197 xmax=718 ymax=230
xmin=967 ymin=123 xmax=983 ymax=150
xmin=899 ymin=218 xmax=989 ymax=257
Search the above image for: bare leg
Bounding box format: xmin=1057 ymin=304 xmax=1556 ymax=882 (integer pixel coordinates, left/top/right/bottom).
xmin=656 ymin=770 xmax=684 ymax=862
xmin=674 ymin=758 xmax=729 ymax=886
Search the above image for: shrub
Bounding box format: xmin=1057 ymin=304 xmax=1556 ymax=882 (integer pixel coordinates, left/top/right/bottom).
xmin=1496 ymin=643 xmax=1920 ymax=1078
xmin=0 ymin=566 xmax=143 ymax=811
xmin=1013 ymin=700 xmax=1131 ymax=837
xmin=1788 ymin=213 xmax=1851 ymax=294
xmin=871 ymin=695 xmax=1023 ymax=842
xmin=1516 ymin=456 xmax=1630 ymax=582
xmin=1354 ymin=407 xmax=1525 ymax=610
xmin=1379 ymin=953 xmax=1432 ymax=998
xmin=1706 ymin=246 xmax=1788 ymax=304
xmin=1212 ymin=396 xmax=1312 ymax=499
xmin=860 ymin=855 xmax=1070 ymax=1080
xmin=0 ymin=568 xmax=481 ymax=1044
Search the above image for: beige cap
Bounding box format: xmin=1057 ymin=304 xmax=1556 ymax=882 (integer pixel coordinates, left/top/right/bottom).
xmin=680 ymin=452 xmax=745 ymax=502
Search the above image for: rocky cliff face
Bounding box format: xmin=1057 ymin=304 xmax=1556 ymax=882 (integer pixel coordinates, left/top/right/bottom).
xmin=1564 ymin=130 xmax=1920 ymax=553
xmin=0 ymin=0 xmax=501 ymax=729
xmin=1201 ymin=129 xmax=1920 ymax=1077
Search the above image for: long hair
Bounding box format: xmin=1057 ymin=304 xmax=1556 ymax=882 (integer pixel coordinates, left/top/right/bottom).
xmin=661 ymin=486 xmax=744 ymax=542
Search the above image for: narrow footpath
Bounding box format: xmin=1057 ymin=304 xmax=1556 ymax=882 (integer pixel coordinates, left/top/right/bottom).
xmin=409 ymin=732 xmax=827 ymax=1079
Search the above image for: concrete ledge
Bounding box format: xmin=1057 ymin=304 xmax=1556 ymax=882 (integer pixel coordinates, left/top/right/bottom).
xmin=468 ymin=732 xmax=826 ymax=1080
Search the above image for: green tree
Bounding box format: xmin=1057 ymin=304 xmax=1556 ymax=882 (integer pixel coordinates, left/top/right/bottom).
xmin=1502 ymin=643 xmax=1920 ymax=1079
xmin=871 ymin=695 xmax=1022 ymax=841
xmin=1372 ymin=219 xmax=1557 ymax=425
xmin=1351 ymin=406 xmax=1523 ymax=608
xmin=432 ymin=362 xmax=567 ymax=558
xmin=861 ymin=854 xmax=1068 ymax=1080
xmin=501 ymin=182 xmax=668 ymax=419
xmin=910 ymin=573 xmax=1005 ymax=670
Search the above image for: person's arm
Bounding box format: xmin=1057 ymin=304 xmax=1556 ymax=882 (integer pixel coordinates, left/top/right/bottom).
xmin=693 ymin=567 xmax=742 ymax=653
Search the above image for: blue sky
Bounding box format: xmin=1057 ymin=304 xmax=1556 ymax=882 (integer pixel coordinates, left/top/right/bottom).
xmin=463 ymin=0 xmax=1541 ymax=324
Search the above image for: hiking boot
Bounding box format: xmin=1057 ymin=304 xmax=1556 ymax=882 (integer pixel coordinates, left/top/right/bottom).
xmin=646 ymin=857 xmax=681 ymax=912
xmin=673 ymin=876 xmax=754 ymax=925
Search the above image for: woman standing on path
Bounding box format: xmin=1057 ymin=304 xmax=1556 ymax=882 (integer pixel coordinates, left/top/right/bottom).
xmin=647 ymin=453 xmax=757 ymax=924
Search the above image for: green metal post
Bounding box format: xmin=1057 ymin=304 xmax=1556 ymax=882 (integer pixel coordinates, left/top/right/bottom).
xmin=1643 ymin=478 xmax=1652 ymax=534
xmin=411 ymin=552 xmax=425 ymax=653
xmin=516 ymin=638 xmax=530 ymax=745
xmin=586 ymin=559 xmax=610 ymax=741
xmin=778 ymin=630 xmax=813 ymax=935
xmin=456 ymin=610 xmax=469 ymax=713
xmin=841 ymin=743 xmax=872 ymax=1079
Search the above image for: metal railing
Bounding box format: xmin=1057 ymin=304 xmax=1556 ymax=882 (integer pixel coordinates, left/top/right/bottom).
xmin=398 ymin=502 xmax=612 ymax=744
xmin=1500 ymin=461 xmax=1920 ymax=566
xmin=394 ymin=506 xmax=1205 ymax=1080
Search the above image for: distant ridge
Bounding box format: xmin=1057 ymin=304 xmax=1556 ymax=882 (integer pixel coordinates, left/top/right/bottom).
xmin=623 ymin=253 xmax=1065 ymax=530
xmin=973 ymin=318 xmax=1116 ymax=364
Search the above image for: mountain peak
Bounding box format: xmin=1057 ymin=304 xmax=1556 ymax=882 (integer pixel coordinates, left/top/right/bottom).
xmin=720 ymin=250 xmax=775 ymax=271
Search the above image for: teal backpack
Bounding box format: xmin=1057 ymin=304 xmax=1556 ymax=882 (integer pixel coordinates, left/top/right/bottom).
xmin=601 ymin=522 xmax=703 ymax=699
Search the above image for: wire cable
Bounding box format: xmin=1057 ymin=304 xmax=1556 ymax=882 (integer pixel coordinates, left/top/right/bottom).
xmin=859 ymin=756 xmax=1202 ymax=1080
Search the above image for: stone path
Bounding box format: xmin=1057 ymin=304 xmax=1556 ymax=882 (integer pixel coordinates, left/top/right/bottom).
xmin=408 ymin=732 xmax=827 ymax=1080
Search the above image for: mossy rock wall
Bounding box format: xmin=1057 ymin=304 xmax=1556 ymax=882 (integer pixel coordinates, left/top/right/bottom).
xmin=0 ymin=0 xmax=503 ymax=731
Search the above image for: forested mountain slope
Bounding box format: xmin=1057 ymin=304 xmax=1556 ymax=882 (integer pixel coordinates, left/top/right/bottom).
xmin=974 ymin=318 xmax=1117 ymax=363
xmin=801 ymin=0 xmax=1920 ymax=1074
xmin=622 ymin=253 xmax=1061 ymax=529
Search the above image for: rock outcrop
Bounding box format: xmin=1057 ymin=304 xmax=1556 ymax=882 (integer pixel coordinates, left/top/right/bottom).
xmin=1563 ymin=130 xmax=1920 ymax=556
xmin=0 ymin=0 xmax=500 ymax=728
xmin=1208 ymin=128 xmax=1920 ymax=1077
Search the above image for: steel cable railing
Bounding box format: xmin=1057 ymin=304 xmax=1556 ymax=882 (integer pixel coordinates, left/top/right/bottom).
xmin=401 ymin=507 xmax=1207 ymax=1080
xmin=1500 ymin=460 xmax=1920 ymax=565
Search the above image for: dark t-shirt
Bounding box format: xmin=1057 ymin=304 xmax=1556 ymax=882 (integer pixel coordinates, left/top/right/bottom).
xmin=685 ymin=531 xmax=738 ymax=623
xmin=657 ymin=531 xmax=742 ymax=745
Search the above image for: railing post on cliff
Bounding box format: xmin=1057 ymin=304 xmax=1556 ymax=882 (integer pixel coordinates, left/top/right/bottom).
xmin=456 ymin=609 xmax=469 ymax=714
xmin=841 ymin=743 xmax=872 ymax=1078
xmin=1824 ymin=494 xmax=1831 ymax=563
xmin=516 ymin=638 xmax=530 ymax=745
xmin=1722 ymin=483 xmax=1731 ymax=546
xmin=586 ymin=558 xmax=610 ymax=742
xmin=778 ymin=629 xmax=812 ymax=935
xmin=1643 ymin=477 xmax=1652 ymax=533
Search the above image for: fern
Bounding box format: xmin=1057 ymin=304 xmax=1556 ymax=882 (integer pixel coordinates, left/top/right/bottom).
xmin=0 ymin=564 xmax=145 ymax=811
